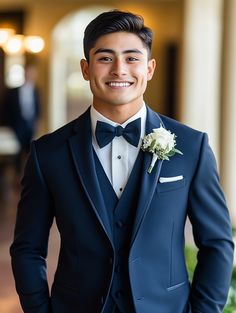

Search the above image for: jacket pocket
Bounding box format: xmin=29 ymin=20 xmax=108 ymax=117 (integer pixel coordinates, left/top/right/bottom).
xmin=167 ymin=280 xmax=188 ymax=291
xmin=156 ymin=178 xmax=186 ymax=193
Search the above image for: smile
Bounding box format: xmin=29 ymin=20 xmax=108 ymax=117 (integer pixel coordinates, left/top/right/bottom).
xmin=106 ymin=82 xmax=133 ymax=87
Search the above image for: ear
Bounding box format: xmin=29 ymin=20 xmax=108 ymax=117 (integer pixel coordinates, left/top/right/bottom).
xmin=80 ymin=59 xmax=90 ymax=81
xmin=147 ymin=58 xmax=156 ymax=81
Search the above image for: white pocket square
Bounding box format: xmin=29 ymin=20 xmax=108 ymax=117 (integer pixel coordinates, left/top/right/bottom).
xmin=159 ymin=175 xmax=183 ymax=183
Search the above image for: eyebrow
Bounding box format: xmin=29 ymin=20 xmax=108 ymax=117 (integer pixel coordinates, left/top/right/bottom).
xmin=93 ymin=48 xmax=143 ymax=55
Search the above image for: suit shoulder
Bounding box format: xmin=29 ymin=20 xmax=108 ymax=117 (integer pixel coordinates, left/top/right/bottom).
xmin=157 ymin=114 xmax=207 ymax=158
xmin=35 ymin=118 xmax=77 ymax=148
xmin=159 ymin=114 xmax=204 ymax=139
xmin=34 ymin=107 xmax=90 ymax=153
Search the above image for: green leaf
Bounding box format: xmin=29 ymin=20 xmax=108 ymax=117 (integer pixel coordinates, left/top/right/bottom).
xmin=174 ymin=148 xmax=183 ymax=155
xmin=167 ymin=150 xmax=175 ymax=157
xmin=150 ymin=140 xmax=156 ymax=150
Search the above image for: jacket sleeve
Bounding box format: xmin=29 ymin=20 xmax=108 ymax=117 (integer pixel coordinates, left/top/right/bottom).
xmin=10 ymin=141 xmax=54 ymax=313
xmin=188 ymin=133 xmax=234 ymax=313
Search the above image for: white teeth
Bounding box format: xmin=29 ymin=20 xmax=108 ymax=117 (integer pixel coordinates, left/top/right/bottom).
xmin=108 ymin=82 xmax=131 ymax=87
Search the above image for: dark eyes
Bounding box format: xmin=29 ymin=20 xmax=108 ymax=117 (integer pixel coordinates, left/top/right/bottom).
xmin=127 ymin=57 xmax=139 ymax=62
xmin=98 ymin=57 xmax=112 ymax=62
xmin=98 ymin=56 xmax=139 ymax=62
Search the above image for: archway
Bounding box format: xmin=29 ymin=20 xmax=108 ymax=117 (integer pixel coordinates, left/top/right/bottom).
xmin=49 ymin=6 xmax=112 ymax=131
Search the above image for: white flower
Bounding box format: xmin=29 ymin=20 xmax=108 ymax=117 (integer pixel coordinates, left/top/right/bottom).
xmin=152 ymin=126 xmax=176 ymax=152
xmin=141 ymin=126 xmax=183 ymax=173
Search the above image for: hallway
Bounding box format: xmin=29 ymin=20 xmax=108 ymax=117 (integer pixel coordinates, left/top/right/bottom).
xmin=0 ymin=183 xmax=60 ymax=313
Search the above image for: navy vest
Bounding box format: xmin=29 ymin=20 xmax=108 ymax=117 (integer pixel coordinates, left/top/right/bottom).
xmin=94 ymin=150 xmax=144 ymax=313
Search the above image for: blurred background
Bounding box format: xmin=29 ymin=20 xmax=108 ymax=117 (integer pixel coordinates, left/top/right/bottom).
xmin=0 ymin=0 xmax=235 ymax=312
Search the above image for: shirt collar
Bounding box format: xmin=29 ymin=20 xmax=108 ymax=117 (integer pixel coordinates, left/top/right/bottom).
xmin=90 ymin=103 xmax=147 ymax=146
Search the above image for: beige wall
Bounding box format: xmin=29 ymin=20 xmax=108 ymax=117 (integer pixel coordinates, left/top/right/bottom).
xmin=0 ymin=0 xmax=183 ymax=134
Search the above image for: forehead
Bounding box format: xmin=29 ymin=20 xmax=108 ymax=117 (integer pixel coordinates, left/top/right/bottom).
xmin=91 ymin=31 xmax=147 ymax=53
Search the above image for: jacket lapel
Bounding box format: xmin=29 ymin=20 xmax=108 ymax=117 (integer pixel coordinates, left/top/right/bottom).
xmin=131 ymin=106 xmax=164 ymax=246
xmin=68 ymin=108 xmax=113 ymax=244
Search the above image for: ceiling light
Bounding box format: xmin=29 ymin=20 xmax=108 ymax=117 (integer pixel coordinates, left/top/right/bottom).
xmin=0 ymin=28 xmax=15 ymax=46
xmin=24 ymin=36 xmax=45 ymax=53
xmin=3 ymin=34 xmax=24 ymax=54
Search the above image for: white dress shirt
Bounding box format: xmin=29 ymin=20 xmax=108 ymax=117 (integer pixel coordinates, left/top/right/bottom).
xmin=91 ymin=104 xmax=147 ymax=198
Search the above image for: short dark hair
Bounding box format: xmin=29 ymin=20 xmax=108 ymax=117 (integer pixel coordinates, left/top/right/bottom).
xmin=83 ymin=10 xmax=153 ymax=61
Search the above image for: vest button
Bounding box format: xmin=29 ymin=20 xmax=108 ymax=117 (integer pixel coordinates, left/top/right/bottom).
xmin=115 ymin=264 xmax=121 ymax=273
xmin=115 ymin=290 xmax=124 ymax=299
xmin=115 ymin=220 xmax=124 ymax=228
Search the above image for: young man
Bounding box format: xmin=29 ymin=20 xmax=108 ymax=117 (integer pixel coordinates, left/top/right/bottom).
xmin=10 ymin=10 xmax=234 ymax=313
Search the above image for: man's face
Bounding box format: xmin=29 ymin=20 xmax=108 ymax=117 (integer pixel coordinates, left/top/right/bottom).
xmin=81 ymin=31 xmax=156 ymax=112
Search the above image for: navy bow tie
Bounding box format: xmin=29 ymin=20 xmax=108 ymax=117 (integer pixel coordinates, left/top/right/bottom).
xmin=95 ymin=118 xmax=141 ymax=148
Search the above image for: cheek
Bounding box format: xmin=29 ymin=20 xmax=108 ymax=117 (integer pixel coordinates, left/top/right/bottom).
xmin=90 ymin=68 xmax=108 ymax=83
xmin=92 ymin=62 xmax=110 ymax=73
xmin=89 ymin=75 xmax=105 ymax=93
xmin=133 ymin=65 xmax=150 ymax=81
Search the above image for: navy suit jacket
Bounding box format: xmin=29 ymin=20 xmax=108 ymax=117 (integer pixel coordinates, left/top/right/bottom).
xmin=10 ymin=106 xmax=234 ymax=313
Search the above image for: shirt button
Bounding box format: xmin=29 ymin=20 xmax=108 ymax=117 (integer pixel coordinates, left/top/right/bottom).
xmin=115 ymin=220 xmax=124 ymax=228
xmin=117 ymin=155 xmax=122 ymax=159
xmin=119 ymin=187 xmax=123 ymax=192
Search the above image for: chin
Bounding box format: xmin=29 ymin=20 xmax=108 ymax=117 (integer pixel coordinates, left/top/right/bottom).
xmin=109 ymin=97 xmax=136 ymax=106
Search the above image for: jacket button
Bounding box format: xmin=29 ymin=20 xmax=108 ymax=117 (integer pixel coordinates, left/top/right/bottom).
xmin=109 ymin=257 xmax=113 ymax=265
xmin=136 ymin=297 xmax=144 ymax=301
xmin=115 ymin=220 xmax=124 ymax=228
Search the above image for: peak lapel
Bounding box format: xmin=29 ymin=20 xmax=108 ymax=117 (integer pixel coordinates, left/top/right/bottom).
xmin=68 ymin=108 xmax=113 ymax=244
xmin=131 ymin=106 xmax=164 ymax=246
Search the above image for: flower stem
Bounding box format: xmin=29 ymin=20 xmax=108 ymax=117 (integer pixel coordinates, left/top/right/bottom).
xmin=148 ymin=154 xmax=158 ymax=174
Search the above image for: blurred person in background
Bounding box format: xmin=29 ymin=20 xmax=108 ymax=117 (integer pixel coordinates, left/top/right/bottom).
xmin=10 ymin=10 xmax=234 ymax=313
xmin=2 ymin=63 xmax=41 ymax=176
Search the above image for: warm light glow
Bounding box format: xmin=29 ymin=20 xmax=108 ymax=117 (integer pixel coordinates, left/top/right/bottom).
xmin=0 ymin=28 xmax=15 ymax=46
xmin=0 ymin=29 xmax=44 ymax=54
xmin=3 ymin=34 xmax=24 ymax=54
xmin=6 ymin=64 xmax=25 ymax=87
xmin=24 ymin=36 xmax=45 ymax=53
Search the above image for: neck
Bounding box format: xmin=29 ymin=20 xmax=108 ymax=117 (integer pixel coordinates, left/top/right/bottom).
xmin=93 ymin=102 xmax=144 ymax=124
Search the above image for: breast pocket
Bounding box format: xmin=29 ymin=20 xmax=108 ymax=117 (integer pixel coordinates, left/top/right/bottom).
xmin=156 ymin=177 xmax=186 ymax=193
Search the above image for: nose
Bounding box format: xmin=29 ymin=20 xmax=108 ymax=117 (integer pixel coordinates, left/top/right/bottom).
xmin=110 ymin=58 xmax=127 ymax=77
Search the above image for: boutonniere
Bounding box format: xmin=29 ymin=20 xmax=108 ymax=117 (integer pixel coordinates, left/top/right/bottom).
xmin=141 ymin=125 xmax=183 ymax=173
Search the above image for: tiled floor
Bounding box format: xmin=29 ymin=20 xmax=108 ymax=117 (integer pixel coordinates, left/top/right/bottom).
xmin=0 ymin=170 xmax=195 ymax=313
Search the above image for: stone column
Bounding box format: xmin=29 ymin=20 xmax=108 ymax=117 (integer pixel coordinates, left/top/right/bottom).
xmin=221 ymin=0 xmax=236 ymax=226
xmin=180 ymin=0 xmax=224 ymax=162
